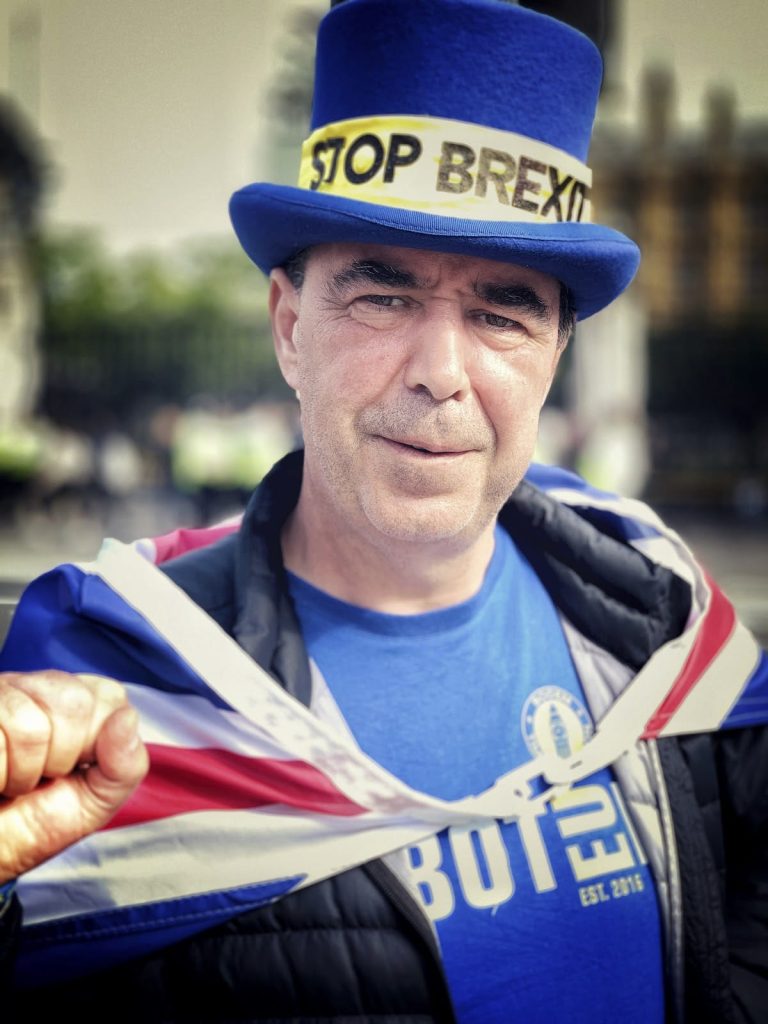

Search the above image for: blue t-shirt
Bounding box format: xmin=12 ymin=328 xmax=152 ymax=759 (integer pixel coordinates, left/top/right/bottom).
xmin=288 ymin=528 xmax=665 ymax=1024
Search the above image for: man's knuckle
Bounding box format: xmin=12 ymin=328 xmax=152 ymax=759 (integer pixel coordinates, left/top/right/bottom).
xmin=55 ymin=683 xmax=94 ymax=719
xmin=1 ymin=690 xmax=51 ymax=748
xmin=78 ymin=674 xmax=127 ymax=705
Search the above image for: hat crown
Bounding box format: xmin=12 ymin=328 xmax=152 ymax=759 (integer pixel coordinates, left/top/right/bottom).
xmin=230 ymin=0 xmax=640 ymax=321
xmin=313 ymin=0 xmax=603 ymax=162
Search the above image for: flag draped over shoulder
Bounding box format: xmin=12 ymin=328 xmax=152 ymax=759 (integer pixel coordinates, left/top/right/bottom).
xmin=1 ymin=469 xmax=766 ymax=987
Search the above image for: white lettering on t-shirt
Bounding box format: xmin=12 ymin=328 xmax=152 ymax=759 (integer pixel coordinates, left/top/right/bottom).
xmin=511 ymin=808 xmax=556 ymax=893
xmin=450 ymin=823 xmax=515 ymax=910
xmin=406 ymin=781 xmax=644 ymax=919
xmin=407 ymin=834 xmax=455 ymax=921
xmin=554 ymin=784 xmax=636 ymax=881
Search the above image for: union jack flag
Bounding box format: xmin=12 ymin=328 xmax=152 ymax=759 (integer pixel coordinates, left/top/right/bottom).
xmin=2 ymin=466 xmax=766 ymax=986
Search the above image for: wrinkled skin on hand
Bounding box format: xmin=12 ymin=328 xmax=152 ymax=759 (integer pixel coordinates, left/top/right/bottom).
xmin=0 ymin=670 xmax=149 ymax=882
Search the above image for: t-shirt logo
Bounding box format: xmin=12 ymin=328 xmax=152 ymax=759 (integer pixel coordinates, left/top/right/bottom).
xmin=521 ymin=685 xmax=593 ymax=758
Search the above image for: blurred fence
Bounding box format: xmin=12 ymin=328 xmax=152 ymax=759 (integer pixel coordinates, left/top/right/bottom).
xmin=42 ymin=316 xmax=286 ymax=433
xmin=646 ymin=320 xmax=768 ymax=509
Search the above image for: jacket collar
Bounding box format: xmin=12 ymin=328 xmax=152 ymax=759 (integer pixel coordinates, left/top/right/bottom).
xmin=233 ymin=449 xmax=312 ymax=705
xmin=502 ymin=482 xmax=690 ymax=670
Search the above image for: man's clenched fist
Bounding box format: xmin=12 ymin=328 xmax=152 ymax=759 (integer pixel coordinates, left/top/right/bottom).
xmin=0 ymin=670 xmax=149 ymax=883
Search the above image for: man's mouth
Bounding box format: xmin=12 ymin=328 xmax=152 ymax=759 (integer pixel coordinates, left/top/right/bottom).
xmin=379 ymin=436 xmax=470 ymax=456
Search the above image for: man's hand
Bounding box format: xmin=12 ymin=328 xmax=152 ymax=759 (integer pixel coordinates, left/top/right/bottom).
xmin=0 ymin=671 xmax=149 ymax=883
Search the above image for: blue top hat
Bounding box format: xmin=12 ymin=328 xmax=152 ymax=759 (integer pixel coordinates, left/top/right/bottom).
xmin=230 ymin=0 xmax=640 ymax=319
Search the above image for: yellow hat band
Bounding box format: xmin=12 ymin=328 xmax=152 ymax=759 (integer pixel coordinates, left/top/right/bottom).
xmin=298 ymin=114 xmax=592 ymax=224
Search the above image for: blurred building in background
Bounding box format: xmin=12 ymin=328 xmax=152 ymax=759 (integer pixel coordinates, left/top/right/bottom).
xmin=592 ymin=69 xmax=768 ymax=512
xmin=0 ymin=91 xmax=45 ymax=506
xmin=525 ymin=0 xmax=768 ymax=514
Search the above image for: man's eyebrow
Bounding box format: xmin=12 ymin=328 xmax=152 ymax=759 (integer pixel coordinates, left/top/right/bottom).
xmin=329 ymin=259 xmax=428 ymax=292
xmin=474 ymin=281 xmax=552 ymax=323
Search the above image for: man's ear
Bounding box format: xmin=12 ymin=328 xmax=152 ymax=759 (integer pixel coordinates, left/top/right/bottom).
xmin=269 ymin=268 xmax=301 ymax=391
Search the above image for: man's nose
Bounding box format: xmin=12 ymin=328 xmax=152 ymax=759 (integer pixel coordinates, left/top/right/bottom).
xmin=403 ymin=310 xmax=471 ymax=402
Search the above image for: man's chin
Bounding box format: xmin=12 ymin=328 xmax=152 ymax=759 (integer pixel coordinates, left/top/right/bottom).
xmin=359 ymin=491 xmax=495 ymax=547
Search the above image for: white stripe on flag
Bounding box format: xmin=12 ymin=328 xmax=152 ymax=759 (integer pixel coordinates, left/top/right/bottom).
xmin=658 ymin=620 xmax=760 ymax=736
xmin=125 ymin=684 xmax=299 ymax=760
xmin=19 ymin=805 xmax=443 ymax=927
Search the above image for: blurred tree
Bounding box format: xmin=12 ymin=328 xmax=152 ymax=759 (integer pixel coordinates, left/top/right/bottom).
xmin=36 ymin=231 xmax=122 ymax=326
xmin=36 ymin=229 xmax=287 ymax=435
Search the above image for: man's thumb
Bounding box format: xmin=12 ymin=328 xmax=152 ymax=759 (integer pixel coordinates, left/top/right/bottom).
xmin=84 ymin=705 xmax=149 ymax=817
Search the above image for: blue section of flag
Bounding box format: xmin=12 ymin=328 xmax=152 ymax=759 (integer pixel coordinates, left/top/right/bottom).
xmin=1 ymin=564 xmax=232 ymax=708
xmin=525 ymin=462 xmax=603 ymax=495
xmin=721 ymin=649 xmax=768 ymax=729
xmin=15 ymin=875 xmax=304 ymax=988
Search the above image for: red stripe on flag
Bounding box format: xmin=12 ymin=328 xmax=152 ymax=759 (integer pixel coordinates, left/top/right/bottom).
xmin=642 ymin=575 xmax=736 ymax=738
xmin=152 ymin=521 xmax=242 ymax=564
xmin=105 ymin=744 xmax=367 ymax=829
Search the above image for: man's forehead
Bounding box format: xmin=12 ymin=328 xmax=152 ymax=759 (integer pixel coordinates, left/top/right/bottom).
xmin=306 ymin=242 xmax=561 ymax=298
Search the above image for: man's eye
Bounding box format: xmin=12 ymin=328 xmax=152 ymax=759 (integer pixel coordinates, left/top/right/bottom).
xmin=359 ymin=294 xmax=406 ymax=309
xmin=478 ymin=311 xmax=523 ymax=330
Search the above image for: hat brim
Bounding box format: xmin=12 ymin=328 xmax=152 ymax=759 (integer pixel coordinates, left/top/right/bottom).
xmin=230 ymin=183 xmax=640 ymax=320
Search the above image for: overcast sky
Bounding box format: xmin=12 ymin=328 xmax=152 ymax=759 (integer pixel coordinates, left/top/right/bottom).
xmin=2 ymin=0 xmax=765 ymax=253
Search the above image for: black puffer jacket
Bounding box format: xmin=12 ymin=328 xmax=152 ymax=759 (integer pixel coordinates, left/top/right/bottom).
xmin=9 ymin=452 xmax=768 ymax=1022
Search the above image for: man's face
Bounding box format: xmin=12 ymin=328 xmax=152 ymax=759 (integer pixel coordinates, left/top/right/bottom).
xmin=270 ymin=243 xmax=564 ymax=553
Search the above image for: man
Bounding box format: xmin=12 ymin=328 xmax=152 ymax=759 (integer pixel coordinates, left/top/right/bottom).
xmin=1 ymin=1 xmax=766 ymax=1021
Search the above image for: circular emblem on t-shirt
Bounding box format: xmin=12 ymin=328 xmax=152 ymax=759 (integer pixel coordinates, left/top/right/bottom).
xmin=521 ymin=685 xmax=594 ymax=759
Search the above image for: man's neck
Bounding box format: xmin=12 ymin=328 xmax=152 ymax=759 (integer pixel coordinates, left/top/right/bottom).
xmin=281 ymin=493 xmax=497 ymax=615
